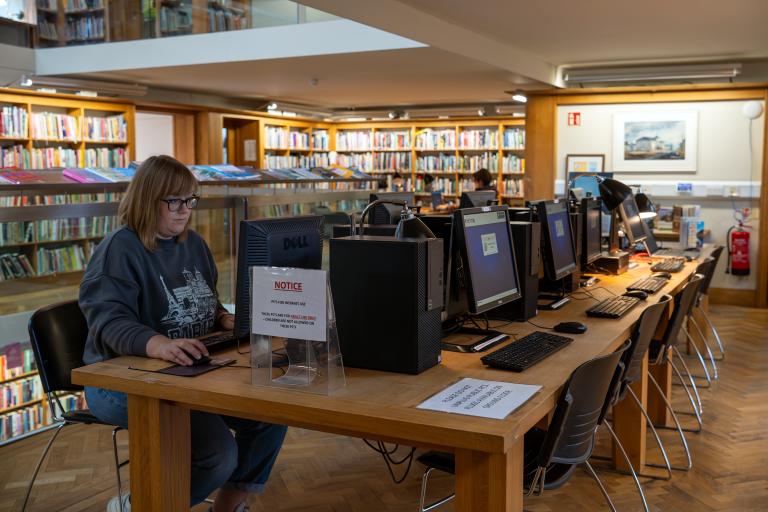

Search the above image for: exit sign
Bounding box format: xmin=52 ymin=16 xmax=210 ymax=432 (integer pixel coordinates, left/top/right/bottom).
xmin=568 ymin=112 xmax=582 ymax=126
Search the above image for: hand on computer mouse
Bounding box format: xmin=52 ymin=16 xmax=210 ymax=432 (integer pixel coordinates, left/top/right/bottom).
xmin=181 ymin=349 xmax=211 ymax=366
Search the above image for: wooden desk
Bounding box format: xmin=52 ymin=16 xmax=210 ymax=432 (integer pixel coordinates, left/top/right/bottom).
xmin=72 ymin=256 xmax=703 ymax=511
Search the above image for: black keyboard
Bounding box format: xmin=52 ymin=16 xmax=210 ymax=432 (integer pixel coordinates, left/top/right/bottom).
xmin=651 ymin=258 xmax=685 ymax=273
xmin=480 ymin=331 xmax=573 ymax=372
xmin=586 ymin=296 xmax=641 ymax=319
xmin=627 ymin=277 xmax=666 ymax=294
xmin=654 ymin=248 xmax=699 ymax=259
xmin=200 ymin=331 xmax=240 ymax=352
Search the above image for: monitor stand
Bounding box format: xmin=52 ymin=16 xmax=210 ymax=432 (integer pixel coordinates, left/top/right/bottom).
xmin=537 ymin=293 xmax=571 ymax=310
xmin=441 ymin=327 xmax=509 ymax=353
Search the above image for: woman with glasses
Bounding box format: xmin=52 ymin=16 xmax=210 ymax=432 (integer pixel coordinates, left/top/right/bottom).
xmin=79 ymin=155 xmax=286 ymax=512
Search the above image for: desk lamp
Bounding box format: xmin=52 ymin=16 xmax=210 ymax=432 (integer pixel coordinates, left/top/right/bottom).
xmin=635 ymin=192 xmax=657 ymax=220
xmin=598 ymin=177 xmax=632 ymax=254
xmin=357 ymin=199 xmax=435 ymax=239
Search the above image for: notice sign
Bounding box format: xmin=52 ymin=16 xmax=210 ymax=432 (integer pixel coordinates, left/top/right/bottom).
xmin=417 ymin=377 xmax=541 ymax=420
xmin=251 ymin=267 xmax=327 ymax=342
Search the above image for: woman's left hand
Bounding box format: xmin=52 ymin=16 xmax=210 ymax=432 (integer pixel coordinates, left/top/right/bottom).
xmin=219 ymin=313 xmax=235 ymax=330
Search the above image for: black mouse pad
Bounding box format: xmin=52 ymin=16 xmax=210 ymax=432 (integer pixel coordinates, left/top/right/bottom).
xmin=156 ymin=358 xmax=236 ymax=377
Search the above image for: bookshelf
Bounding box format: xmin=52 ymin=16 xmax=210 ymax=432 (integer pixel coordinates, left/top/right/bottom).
xmin=0 ymin=91 xmax=135 ymax=170
xmin=35 ymin=0 xmax=110 ymax=47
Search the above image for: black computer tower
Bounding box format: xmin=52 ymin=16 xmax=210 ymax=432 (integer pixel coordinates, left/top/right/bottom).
xmin=332 ymin=224 xmax=397 ymax=238
xmin=329 ymin=236 xmax=443 ymax=374
xmin=492 ymin=221 xmax=540 ymax=321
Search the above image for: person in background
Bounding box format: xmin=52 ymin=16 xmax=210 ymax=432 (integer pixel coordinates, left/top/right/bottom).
xmin=79 ymin=155 xmax=286 ymax=512
xmin=435 ymin=168 xmax=498 ymax=212
xmin=391 ymin=171 xmax=405 ymax=191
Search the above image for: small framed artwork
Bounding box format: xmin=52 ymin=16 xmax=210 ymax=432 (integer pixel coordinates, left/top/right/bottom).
xmin=612 ymin=110 xmax=698 ymax=172
xmin=566 ymin=154 xmax=605 ymax=174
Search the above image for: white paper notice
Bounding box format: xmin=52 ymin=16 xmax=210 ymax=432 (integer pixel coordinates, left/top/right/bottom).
xmin=417 ymin=378 xmax=541 ymax=420
xmin=251 ymin=267 xmax=327 ymax=342
xmin=244 ymin=139 xmax=257 ymax=161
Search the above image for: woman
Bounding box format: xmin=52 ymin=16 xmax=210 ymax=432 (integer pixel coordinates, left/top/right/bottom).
xmin=80 ymin=155 xmax=286 ymax=512
xmin=435 ymin=168 xmax=498 ymax=212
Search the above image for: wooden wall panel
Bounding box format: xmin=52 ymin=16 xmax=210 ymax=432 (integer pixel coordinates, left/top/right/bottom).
xmin=525 ymin=95 xmax=556 ymax=200
xmin=173 ymin=112 xmax=196 ymax=164
xmin=758 ymin=89 xmax=768 ymax=307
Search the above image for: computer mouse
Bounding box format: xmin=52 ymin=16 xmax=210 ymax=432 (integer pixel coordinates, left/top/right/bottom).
xmin=553 ymin=321 xmax=588 ymax=334
xmin=181 ymin=350 xmax=211 ymax=366
xmin=652 ymin=272 xmax=672 ymax=280
xmin=623 ymin=290 xmax=648 ymax=300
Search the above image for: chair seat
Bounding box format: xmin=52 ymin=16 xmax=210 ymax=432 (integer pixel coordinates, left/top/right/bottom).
xmin=62 ymin=409 xmax=115 ymax=426
xmin=417 ymin=451 xmax=455 ymax=474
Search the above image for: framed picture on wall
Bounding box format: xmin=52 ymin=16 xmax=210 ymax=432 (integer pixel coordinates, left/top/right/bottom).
xmin=566 ymin=154 xmax=605 ymax=173
xmin=613 ymin=110 xmax=698 ymax=172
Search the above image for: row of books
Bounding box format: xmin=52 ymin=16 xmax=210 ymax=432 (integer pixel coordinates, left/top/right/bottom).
xmin=65 ymin=15 xmax=105 ymax=42
xmin=265 ymin=127 xmax=309 ymax=149
xmin=312 ymin=131 xmax=329 ymax=150
xmin=0 ymin=217 xmax=115 ymax=247
xmin=30 ymin=147 xmax=79 ymax=168
xmin=373 ymin=131 xmax=411 ymax=149
xmin=461 ymin=153 xmax=498 ymax=171
xmin=416 ymin=154 xmax=461 ymax=171
xmin=0 ymin=191 xmax=122 ymax=207
xmin=0 ymin=106 xmax=28 ymax=138
xmin=82 ymin=114 xmax=126 ymax=142
xmin=336 ymin=130 xmax=372 ymax=151
xmin=0 ymin=345 xmax=36 ymax=381
xmin=336 ymin=154 xmax=372 ymax=171
xmin=0 ymin=402 xmax=48 ymax=442
xmin=189 ymin=165 xmax=373 ymax=182
xmin=458 ymin=128 xmax=498 ymax=149
xmin=32 ymin=146 xmax=129 ymax=168
xmin=65 ymin=0 xmax=104 ymax=11
xmin=159 ymin=5 xmax=192 ymax=33
xmin=501 ymin=178 xmax=524 ymax=197
xmin=0 ymin=253 xmax=35 ymax=280
xmin=264 ymin=155 xmax=330 ymax=169
xmin=1 ymin=145 xmax=29 ymax=168
xmin=36 ymin=244 xmax=89 ymax=275
xmin=208 ymin=8 xmax=246 ymax=32
xmin=1 ymin=377 xmax=42 ymax=410
xmin=503 ymin=128 xmax=525 ymax=149
xmin=37 ymin=19 xmax=58 ymax=39
xmin=84 ymin=147 xmax=130 ymax=168
xmin=502 ymin=155 xmax=525 ymax=173
xmin=373 ymin=152 xmax=410 ymax=171
xmin=0 ymin=223 xmax=31 ymax=246
xmin=30 ymin=112 xmax=78 ymax=141
xmin=415 ymin=129 xmax=456 ymax=150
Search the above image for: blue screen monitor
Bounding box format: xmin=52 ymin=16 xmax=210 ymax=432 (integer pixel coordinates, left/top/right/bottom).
xmin=535 ymin=199 xmax=577 ymax=280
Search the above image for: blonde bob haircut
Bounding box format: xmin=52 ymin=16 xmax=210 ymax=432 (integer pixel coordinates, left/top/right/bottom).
xmin=118 ymin=155 xmax=199 ymax=252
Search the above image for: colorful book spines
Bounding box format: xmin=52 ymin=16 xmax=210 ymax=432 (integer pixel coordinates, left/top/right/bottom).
xmin=0 ymin=106 xmax=29 ymax=138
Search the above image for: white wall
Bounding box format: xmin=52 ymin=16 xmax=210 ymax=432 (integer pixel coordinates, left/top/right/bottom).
xmin=557 ymin=100 xmax=765 ymax=290
xmin=135 ymin=112 xmax=175 ymax=161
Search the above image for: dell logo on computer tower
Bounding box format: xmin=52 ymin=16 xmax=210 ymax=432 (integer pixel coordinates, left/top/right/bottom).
xmin=284 ymin=236 xmax=309 ymax=250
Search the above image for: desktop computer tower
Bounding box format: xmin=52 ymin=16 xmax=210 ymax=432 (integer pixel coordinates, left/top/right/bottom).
xmin=492 ymin=221 xmax=540 ymax=321
xmin=329 ymin=236 xmax=443 ymax=374
xmin=332 ymin=224 xmax=397 ymax=238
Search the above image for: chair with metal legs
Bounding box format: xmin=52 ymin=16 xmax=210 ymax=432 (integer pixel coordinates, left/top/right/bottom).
xmin=593 ymin=294 xmax=674 ymax=484
xmin=691 ymin=246 xmax=726 ymax=360
xmin=416 ymin=341 xmax=631 ymax=512
xmin=23 ymin=300 xmax=128 ymax=512
xmin=681 ymin=258 xmax=719 ymax=386
xmin=647 ymin=274 xmax=705 ymax=467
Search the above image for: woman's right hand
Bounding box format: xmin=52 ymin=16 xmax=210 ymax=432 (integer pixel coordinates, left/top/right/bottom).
xmin=146 ymin=335 xmax=209 ymax=366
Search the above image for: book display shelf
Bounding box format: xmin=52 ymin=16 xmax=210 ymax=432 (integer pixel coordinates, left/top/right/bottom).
xmin=35 ymin=0 xmax=111 ymax=47
xmin=0 ymin=91 xmax=135 ymax=170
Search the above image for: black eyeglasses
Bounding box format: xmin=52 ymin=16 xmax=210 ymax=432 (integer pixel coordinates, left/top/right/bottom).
xmin=160 ymin=195 xmax=199 ymax=212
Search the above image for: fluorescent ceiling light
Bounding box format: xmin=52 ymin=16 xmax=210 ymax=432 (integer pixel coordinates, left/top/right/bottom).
xmin=19 ymin=75 xmax=147 ymax=96
xmin=563 ymin=63 xmax=742 ymax=85
xmin=511 ymin=93 xmax=527 ymax=103
xmin=267 ymin=102 xmax=278 ymax=110
xmin=342 ymin=117 xmax=367 ymax=122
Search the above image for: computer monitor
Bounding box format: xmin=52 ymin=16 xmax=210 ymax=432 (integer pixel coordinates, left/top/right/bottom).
xmin=580 ymin=197 xmax=602 ymax=266
xmin=617 ymin=194 xmax=647 ymax=245
xmin=535 ymin=199 xmax=578 ymax=280
xmin=368 ymin=192 xmax=414 ymax=224
xmin=452 ymin=206 xmax=521 ymax=314
xmin=458 ymin=190 xmax=497 ymax=209
xmin=233 ymin=215 xmax=324 ymax=339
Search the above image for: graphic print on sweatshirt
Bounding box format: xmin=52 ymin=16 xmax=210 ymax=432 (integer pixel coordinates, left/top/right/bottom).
xmin=160 ymin=268 xmax=218 ymax=338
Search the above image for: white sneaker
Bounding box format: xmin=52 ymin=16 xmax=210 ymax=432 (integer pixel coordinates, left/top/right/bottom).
xmin=106 ymin=493 xmax=131 ymax=512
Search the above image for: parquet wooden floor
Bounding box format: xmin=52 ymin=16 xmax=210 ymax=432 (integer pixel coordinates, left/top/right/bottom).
xmin=1 ymin=305 xmax=766 ymax=511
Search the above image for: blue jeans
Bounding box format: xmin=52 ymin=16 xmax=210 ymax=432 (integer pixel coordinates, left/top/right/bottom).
xmin=85 ymin=386 xmax=287 ymax=505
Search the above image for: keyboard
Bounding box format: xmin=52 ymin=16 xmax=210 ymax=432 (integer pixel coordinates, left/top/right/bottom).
xmin=627 ymin=277 xmax=667 ymax=294
xmin=651 ymin=258 xmax=686 ymax=273
xmin=586 ymin=296 xmax=641 ymax=319
xmin=200 ymin=331 xmax=240 ymax=352
xmin=654 ymin=248 xmax=699 ymax=259
xmin=480 ymin=331 xmax=573 ymax=372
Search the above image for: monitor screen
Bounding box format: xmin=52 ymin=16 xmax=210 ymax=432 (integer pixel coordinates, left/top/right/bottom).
xmin=459 ymin=190 xmax=497 ymax=209
xmin=618 ymin=194 xmax=647 ymax=244
xmin=454 ymin=206 xmax=520 ymax=314
xmin=581 ymin=197 xmax=602 ymax=266
xmin=234 ymin=216 xmax=324 ymax=339
xmin=368 ymin=192 xmax=414 ymax=224
xmin=536 ymin=199 xmax=577 ymax=280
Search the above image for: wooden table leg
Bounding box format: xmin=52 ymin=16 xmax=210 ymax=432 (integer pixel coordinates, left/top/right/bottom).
xmin=612 ymin=353 xmax=647 ymax=471
xmin=648 ymin=354 xmax=672 ymax=427
xmin=455 ymin=438 xmax=523 ymax=512
xmin=128 ymin=395 xmax=190 ymax=511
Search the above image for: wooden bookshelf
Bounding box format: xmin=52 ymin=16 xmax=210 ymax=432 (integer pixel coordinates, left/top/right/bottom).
xmin=35 ymin=0 xmax=111 ymax=47
xmin=0 ymin=90 xmax=135 ymax=169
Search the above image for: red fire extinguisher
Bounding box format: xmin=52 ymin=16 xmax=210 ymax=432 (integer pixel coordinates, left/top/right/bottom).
xmin=727 ymin=223 xmax=750 ymax=275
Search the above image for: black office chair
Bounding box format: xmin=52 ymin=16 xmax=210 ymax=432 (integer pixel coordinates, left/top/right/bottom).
xmin=23 ymin=300 xmax=127 ymax=512
xmin=417 ymin=341 xmax=630 ymax=512
xmin=681 ymin=258 xmax=719 ymax=385
xmin=594 ymin=295 xmax=674 ymax=483
xmin=694 ymin=246 xmax=726 ymax=359
xmin=647 ymin=274 xmax=704 ymax=459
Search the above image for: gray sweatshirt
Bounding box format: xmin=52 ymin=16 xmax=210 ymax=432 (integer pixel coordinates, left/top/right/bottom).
xmin=80 ymin=226 xmax=226 ymax=364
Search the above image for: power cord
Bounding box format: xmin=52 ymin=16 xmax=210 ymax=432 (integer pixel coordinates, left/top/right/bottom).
xmin=363 ymin=440 xmax=416 ymax=484
xmin=526 ymin=319 xmax=556 ymax=330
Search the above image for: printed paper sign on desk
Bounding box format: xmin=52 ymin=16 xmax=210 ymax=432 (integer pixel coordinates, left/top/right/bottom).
xmin=251 ymin=267 xmax=327 ymax=342
xmin=417 ymin=377 xmax=541 ymax=420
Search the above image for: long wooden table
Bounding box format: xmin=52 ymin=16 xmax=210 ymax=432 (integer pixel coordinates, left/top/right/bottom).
xmin=72 ymin=255 xmax=704 ymax=511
